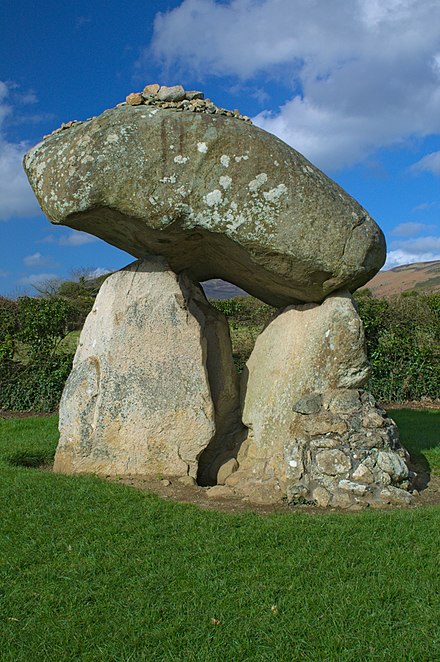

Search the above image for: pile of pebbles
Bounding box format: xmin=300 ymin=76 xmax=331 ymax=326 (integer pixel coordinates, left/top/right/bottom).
xmin=43 ymin=84 xmax=251 ymax=140
xmin=124 ymin=83 xmax=252 ymax=123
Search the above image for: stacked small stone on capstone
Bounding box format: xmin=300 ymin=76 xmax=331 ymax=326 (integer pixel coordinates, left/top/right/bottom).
xmin=124 ymin=83 xmax=252 ymax=122
xmin=43 ymin=83 xmax=252 ymax=140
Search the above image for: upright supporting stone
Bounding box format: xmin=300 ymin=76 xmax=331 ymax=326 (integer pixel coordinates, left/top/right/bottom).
xmin=227 ymin=291 xmax=414 ymax=507
xmin=54 ymin=258 xmax=241 ymax=480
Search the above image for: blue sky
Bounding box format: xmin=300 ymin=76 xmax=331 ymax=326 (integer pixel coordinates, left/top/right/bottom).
xmin=1 ymin=0 xmax=440 ymax=296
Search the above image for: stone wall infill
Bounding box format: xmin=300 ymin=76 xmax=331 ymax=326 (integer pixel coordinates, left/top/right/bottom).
xmin=287 ymin=389 xmax=415 ymax=509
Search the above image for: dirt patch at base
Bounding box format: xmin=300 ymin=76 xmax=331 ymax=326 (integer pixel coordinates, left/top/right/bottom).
xmin=36 ymin=458 xmax=440 ymax=514
xmin=103 ymin=466 xmax=440 ymax=515
xmin=6 ymin=405 xmax=439 ymax=514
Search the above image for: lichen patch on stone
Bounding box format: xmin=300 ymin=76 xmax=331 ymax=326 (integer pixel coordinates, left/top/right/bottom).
xmin=263 ymin=184 xmax=287 ymax=202
xmin=219 ymin=176 xmax=232 ymax=190
xmin=248 ymin=173 xmax=268 ymax=193
xmin=205 ymin=190 xmax=223 ymax=207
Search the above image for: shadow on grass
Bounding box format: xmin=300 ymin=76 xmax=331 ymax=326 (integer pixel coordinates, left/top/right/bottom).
xmin=409 ymin=452 xmax=431 ymax=492
xmin=6 ymin=450 xmax=55 ymax=468
xmin=388 ymin=408 xmax=440 ymax=492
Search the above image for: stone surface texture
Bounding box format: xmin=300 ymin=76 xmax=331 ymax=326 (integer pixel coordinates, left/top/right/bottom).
xmin=54 ymin=258 xmax=241 ymax=480
xmin=24 ymin=93 xmax=385 ymax=308
xmin=226 ymin=291 xmax=414 ymax=507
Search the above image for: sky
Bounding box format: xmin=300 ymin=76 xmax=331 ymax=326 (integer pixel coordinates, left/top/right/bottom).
xmin=1 ymin=0 xmax=440 ymax=297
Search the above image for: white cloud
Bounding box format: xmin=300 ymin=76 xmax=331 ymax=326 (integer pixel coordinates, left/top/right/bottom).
xmin=411 ymin=151 xmax=440 ymax=176
xmin=391 ymin=222 xmax=436 ymax=237
xmin=411 ymin=201 xmax=438 ymax=212
xmin=59 ymin=231 xmax=97 ymax=246
xmin=0 ymin=81 xmax=40 ymax=221
xmin=86 ymin=267 xmax=111 ymax=279
xmin=385 ymin=249 xmax=440 ymax=269
xmin=20 ymin=272 xmax=59 ymax=285
xmin=23 ymin=252 xmax=57 ymax=268
xmin=39 ymin=234 xmax=55 ymax=244
xmin=21 ymin=90 xmax=37 ymax=105
xmin=385 ymin=235 xmax=440 ymax=268
xmin=391 ymin=236 xmax=440 ymax=253
xmin=149 ymin=0 xmax=440 ymax=170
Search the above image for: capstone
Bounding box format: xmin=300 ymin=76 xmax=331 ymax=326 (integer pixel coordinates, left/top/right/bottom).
xmin=24 ymin=86 xmax=385 ymax=308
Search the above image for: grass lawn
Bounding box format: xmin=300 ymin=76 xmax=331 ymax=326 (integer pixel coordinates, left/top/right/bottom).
xmin=58 ymin=330 xmax=81 ymax=354
xmin=0 ymin=411 xmax=439 ymax=661
xmin=390 ymin=408 xmax=440 ymax=474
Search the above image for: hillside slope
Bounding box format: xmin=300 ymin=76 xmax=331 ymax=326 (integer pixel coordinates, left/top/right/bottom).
xmin=203 ymin=260 xmax=440 ymax=300
xmin=363 ymin=260 xmax=440 ymax=297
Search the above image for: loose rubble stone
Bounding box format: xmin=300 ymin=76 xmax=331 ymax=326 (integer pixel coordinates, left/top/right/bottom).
xmin=350 ymin=431 xmax=384 ymax=450
xmin=303 ymin=413 xmax=348 ymax=436
xmin=316 ymin=450 xmax=352 ymax=476
xmin=330 ymin=491 xmax=354 ymax=509
xmin=178 ymin=475 xmax=197 ymax=487
xmin=313 ymin=486 xmax=332 ymax=507
xmin=217 ymin=458 xmax=239 ymax=485
xmin=54 ymin=257 xmax=240 ymax=480
xmin=126 ymin=92 xmax=143 ymax=106
xmin=292 ymin=393 xmax=322 ymax=414
xmin=324 ymin=389 xmax=362 ymax=414
xmin=379 ymin=486 xmax=414 ymax=505
xmin=376 ymin=451 xmax=409 ymax=481
xmin=186 ymin=90 xmax=204 ymax=100
xmin=338 ymin=480 xmax=368 ymax=496
xmin=206 ymin=485 xmax=235 ymax=499
xmin=143 ymin=83 xmax=160 ymax=95
xmin=157 ymin=84 xmax=186 ymax=102
xmin=351 ymin=463 xmax=375 ymax=484
xmin=362 ymin=411 xmax=385 ymax=428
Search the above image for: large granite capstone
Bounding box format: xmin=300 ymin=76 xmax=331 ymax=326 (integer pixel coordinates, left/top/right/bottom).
xmin=23 ymin=104 xmax=385 ymax=307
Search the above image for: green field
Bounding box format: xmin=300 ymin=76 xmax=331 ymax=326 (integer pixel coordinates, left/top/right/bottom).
xmin=0 ymin=411 xmax=439 ymax=661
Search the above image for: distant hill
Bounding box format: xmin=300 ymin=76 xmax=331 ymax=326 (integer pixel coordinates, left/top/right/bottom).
xmin=201 ymin=279 xmax=247 ymax=299
xmin=203 ymin=260 xmax=440 ymax=301
xmin=362 ymin=260 xmax=440 ymax=297
xmin=86 ymin=260 xmax=440 ymax=302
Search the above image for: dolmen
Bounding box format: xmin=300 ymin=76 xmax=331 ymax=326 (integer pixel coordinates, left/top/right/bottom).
xmin=24 ymin=84 xmax=415 ymax=508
